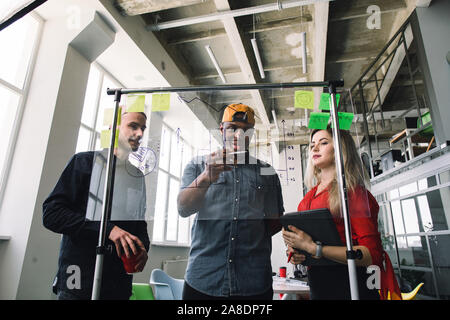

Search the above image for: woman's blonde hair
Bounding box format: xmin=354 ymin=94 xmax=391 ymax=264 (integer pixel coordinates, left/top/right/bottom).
xmin=304 ymin=127 xmax=370 ymax=216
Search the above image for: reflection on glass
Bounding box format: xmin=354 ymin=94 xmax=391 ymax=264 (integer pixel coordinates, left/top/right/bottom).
xmin=166 ymin=178 xmax=180 ymax=241
xmin=153 ymin=171 xmax=168 ymax=242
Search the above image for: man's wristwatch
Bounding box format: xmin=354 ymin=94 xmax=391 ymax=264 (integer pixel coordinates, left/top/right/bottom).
xmin=312 ymin=241 xmax=323 ymax=259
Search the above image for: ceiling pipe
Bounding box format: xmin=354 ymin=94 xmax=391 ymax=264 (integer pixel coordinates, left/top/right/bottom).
xmin=146 ymin=0 xmax=333 ymax=31
xmin=205 ymin=44 xmax=227 ymax=83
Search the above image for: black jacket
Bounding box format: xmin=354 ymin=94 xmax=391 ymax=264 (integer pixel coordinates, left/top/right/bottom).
xmin=43 ymin=151 xmax=150 ymax=299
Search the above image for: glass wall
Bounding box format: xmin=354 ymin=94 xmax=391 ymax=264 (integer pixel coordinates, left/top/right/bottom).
xmin=374 ymin=168 xmax=450 ymax=299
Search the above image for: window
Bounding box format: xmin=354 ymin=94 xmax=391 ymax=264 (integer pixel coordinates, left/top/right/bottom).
xmin=152 ymin=123 xmax=194 ymax=246
xmin=0 ymin=13 xmax=42 ymax=201
xmin=375 ymin=168 xmax=450 ymax=299
xmin=75 ymin=63 xmax=122 ymax=152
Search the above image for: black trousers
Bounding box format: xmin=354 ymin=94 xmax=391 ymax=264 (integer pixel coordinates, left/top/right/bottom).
xmin=182 ymin=282 xmax=273 ymax=300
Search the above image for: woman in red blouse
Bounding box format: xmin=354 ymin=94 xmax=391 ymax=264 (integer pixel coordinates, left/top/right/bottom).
xmin=282 ymin=127 xmax=401 ymax=300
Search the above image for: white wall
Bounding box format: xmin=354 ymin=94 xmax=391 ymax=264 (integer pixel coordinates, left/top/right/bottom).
xmin=271 ymin=144 xmax=304 ymax=277
xmin=412 ymin=0 xmax=450 ymax=145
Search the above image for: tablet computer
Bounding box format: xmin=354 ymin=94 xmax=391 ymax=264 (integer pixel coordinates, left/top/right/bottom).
xmin=280 ymin=208 xmax=343 ymax=266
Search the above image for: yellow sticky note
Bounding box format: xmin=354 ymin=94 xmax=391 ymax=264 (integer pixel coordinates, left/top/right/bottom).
xmin=100 ymin=129 xmax=119 ymax=148
xmin=103 ymin=107 xmax=122 ymax=126
xmin=294 ymin=90 xmax=314 ymax=109
xmin=127 ymin=95 xmax=146 ymax=112
xmin=151 ymin=93 xmax=171 ymax=112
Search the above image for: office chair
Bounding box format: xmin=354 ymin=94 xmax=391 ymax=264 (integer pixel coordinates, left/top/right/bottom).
xmin=129 ymin=283 xmax=155 ymax=300
xmin=150 ymin=268 xmax=184 ymax=300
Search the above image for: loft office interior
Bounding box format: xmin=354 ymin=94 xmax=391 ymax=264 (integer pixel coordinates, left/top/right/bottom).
xmin=0 ymin=0 xmax=449 ymax=300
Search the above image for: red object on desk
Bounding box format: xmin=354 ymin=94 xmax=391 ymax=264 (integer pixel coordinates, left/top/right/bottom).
xmin=287 ymin=252 xmax=293 ymax=263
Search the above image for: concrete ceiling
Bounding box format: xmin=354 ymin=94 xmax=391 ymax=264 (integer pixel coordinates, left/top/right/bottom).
xmin=110 ymin=0 xmax=428 ymax=146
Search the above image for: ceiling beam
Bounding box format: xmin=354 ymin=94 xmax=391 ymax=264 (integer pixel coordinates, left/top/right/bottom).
xmin=167 ymin=16 xmax=313 ymax=46
xmin=311 ymin=1 xmax=329 ymax=110
xmin=329 ymin=8 xmax=403 ymax=22
xmin=194 ymin=59 xmax=313 ymax=80
xmin=146 ymin=0 xmax=332 ymax=31
xmin=115 ymin=0 xmax=205 ymax=16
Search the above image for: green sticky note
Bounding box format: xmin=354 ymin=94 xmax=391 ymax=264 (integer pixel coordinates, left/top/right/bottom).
xmin=127 ymin=95 xmax=146 ymax=112
xmin=308 ymin=112 xmax=330 ymax=130
xmin=151 ymin=93 xmax=171 ymax=111
xmin=103 ymin=107 xmax=122 ymax=126
xmin=319 ymin=93 xmax=341 ymax=111
xmin=330 ymin=112 xmax=354 ymax=130
xmin=100 ymin=129 xmax=119 ymax=148
xmin=294 ymin=90 xmax=314 ymax=109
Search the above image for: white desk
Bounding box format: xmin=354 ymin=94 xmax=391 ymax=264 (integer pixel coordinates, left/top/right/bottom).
xmin=272 ymin=277 xmax=310 ymax=300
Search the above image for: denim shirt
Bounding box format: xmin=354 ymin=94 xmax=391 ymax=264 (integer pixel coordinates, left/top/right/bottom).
xmin=179 ymin=156 xmax=284 ymax=297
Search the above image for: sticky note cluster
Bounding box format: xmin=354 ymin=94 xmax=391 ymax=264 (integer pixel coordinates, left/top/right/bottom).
xmin=319 ymin=93 xmax=341 ymax=111
xmin=308 ymin=112 xmax=354 ymax=131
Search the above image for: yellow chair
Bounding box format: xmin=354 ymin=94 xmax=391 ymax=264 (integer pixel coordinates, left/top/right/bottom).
xmin=384 ymin=282 xmax=424 ymax=300
xmin=400 ymin=282 xmax=424 ymax=300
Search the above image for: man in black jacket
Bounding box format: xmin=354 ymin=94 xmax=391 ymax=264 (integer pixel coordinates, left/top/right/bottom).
xmin=43 ymin=110 xmax=150 ymax=300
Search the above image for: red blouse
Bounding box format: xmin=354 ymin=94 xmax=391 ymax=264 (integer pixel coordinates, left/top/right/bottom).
xmin=297 ymin=184 xmax=402 ymax=300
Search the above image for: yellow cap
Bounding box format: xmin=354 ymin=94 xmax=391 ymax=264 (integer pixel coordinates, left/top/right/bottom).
xmin=222 ymin=103 xmax=255 ymax=125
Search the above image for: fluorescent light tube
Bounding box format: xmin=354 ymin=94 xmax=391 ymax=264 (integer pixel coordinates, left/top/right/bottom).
xmin=205 ymin=44 xmax=226 ymax=84
xmin=251 ymin=38 xmax=265 ymax=79
xmin=301 ymin=32 xmax=307 ymax=74
xmin=271 ymin=109 xmax=279 ymax=131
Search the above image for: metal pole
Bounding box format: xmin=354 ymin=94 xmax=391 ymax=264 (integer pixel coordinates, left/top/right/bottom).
xmin=328 ymin=81 xmax=360 ymax=300
xmin=106 ymin=81 xmax=332 ymax=95
xmin=91 ymin=89 xmax=121 ymax=300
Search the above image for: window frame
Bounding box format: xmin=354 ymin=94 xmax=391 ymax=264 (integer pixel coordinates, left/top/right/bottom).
xmin=76 ymin=62 xmax=124 ymax=153
xmin=0 ymin=12 xmax=44 ymax=204
xmin=151 ymin=122 xmax=194 ymax=247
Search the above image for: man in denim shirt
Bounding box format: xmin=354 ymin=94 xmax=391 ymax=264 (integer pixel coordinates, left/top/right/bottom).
xmin=178 ymin=104 xmax=284 ymax=300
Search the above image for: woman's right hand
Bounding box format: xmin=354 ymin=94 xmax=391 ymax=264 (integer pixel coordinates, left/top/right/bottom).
xmin=286 ymin=246 xmax=306 ymax=265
